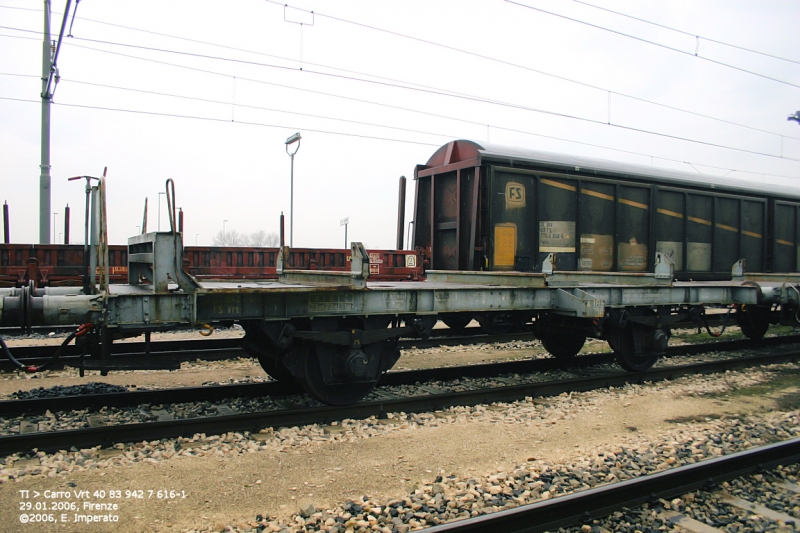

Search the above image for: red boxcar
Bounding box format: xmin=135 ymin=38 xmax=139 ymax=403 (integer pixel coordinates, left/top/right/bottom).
xmin=0 ymin=243 xmax=421 ymax=287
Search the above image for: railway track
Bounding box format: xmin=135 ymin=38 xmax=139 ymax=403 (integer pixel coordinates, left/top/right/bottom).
xmin=3 ymin=333 xmax=798 ymax=413
xmin=423 ymin=439 xmax=800 ymax=533
xmin=0 ymin=317 xmax=743 ymax=371
xmin=2 ymin=344 xmax=798 ymax=457
xmin=0 ymin=329 xmax=540 ymax=372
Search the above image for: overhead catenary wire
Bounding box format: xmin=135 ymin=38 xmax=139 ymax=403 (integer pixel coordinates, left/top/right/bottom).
xmin=60 ymin=39 xmax=800 ymax=165
xmin=61 ymin=78 xmax=464 ymax=140
xmin=573 ymin=0 xmax=800 ymax=66
xmin=1 ymin=85 xmax=795 ymax=182
xmin=0 ymin=70 xmax=38 ymax=78
xmin=1 ymin=10 xmax=798 ymax=176
xmin=4 ymin=3 xmax=800 ymax=145
xmin=488 ymin=123 xmax=800 ymax=181
xmin=0 ymin=22 xmax=494 ymax=102
xmin=505 ymin=0 xmax=800 ymax=90
xmin=0 ymin=95 xmax=441 ymax=147
xmin=0 ymin=4 xmax=38 ymax=12
xmin=4 ymin=12 xmax=800 ymax=158
xmin=2 ymin=33 xmax=800 ymax=176
xmin=55 ymin=78 xmax=800 ymax=179
xmin=1 ymin=26 xmax=794 ymax=165
xmin=260 ymin=0 xmax=800 ymax=142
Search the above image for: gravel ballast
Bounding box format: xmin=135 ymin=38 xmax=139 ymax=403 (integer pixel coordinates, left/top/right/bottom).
xmin=1 ymin=359 xmax=798 ymax=532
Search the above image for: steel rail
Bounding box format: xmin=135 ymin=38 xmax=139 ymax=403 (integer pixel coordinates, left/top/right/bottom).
xmin=1 ymin=352 xmax=614 ymax=417
xmin=1 ymin=327 xmax=505 ymax=357
xmin=1 ymin=334 xmax=797 ymax=417
xmin=1 ymin=349 xmax=798 ymax=456
xmin=423 ymin=438 xmax=800 ymax=533
xmin=0 ymin=315 xmax=749 ymax=370
xmin=3 ymin=333 xmax=795 ymax=417
xmin=0 ymin=330 xmax=539 ymax=371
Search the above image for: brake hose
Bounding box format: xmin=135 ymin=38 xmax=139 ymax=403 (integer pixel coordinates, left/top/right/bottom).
xmin=0 ymin=334 xmax=26 ymax=371
xmin=0 ymin=323 xmax=94 ymax=373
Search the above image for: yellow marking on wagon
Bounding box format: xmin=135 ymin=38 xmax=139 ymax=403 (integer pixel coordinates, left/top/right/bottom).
xmin=541 ymin=178 xmax=576 ymax=192
xmin=618 ymin=198 xmax=648 ymax=210
xmin=581 ymin=188 xmax=614 ymax=201
xmin=716 ymin=223 xmax=738 ymax=233
xmin=657 ymin=208 xmax=683 ymax=219
xmin=687 ymin=216 xmax=712 ymax=226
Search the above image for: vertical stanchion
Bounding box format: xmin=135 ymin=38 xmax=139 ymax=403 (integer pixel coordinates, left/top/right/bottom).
xmin=64 ymin=204 xmax=70 ymax=244
xmin=3 ymin=201 xmax=9 ymax=243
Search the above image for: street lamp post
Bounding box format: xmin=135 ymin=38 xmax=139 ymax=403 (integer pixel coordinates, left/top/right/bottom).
xmin=196 ymin=233 xmax=199 ymax=246
xmin=158 ymin=192 xmax=166 ymax=231
xmin=285 ymin=132 xmax=301 ymax=247
xmin=340 ymin=217 xmax=349 ymax=249
xmin=52 ymin=212 xmax=58 ymax=243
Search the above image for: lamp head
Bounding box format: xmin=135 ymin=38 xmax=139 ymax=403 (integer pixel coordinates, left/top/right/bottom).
xmin=285 ymin=132 xmax=302 ymax=145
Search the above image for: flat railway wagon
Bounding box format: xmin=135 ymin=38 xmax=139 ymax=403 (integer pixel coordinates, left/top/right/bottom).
xmin=1 ymin=140 xmax=799 ymax=405
xmin=0 ymin=244 xmax=421 ymax=288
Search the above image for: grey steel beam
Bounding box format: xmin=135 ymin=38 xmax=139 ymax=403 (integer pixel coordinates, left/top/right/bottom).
xmin=4 ymin=278 xmax=762 ymax=328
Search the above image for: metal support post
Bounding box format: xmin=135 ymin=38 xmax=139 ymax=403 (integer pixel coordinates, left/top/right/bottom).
xmin=68 ymin=174 xmax=99 ymax=293
xmin=3 ymin=202 xmax=9 ymax=243
xmin=39 ymin=0 xmax=52 ymax=244
xmin=341 ymin=217 xmax=349 ymax=249
xmin=396 ymin=176 xmax=406 ymax=250
xmin=158 ymin=192 xmax=165 ymax=231
xmin=285 ymin=132 xmax=301 ymax=247
xmin=290 ymin=154 xmax=294 ymax=246
xmin=89 ymin=185 xmax=98 ymax=291
xmin=64 ymin=203 xmax=69 ymax=243
xmin=39 ymin=0 xmax=73 ymax=244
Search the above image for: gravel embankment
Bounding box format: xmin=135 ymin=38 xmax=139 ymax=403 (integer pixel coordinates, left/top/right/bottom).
xmin=1 ymin=361 xmax=798 ymax=532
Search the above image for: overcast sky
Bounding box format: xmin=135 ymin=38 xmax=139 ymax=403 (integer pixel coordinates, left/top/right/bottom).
xmin=1 ymin=0 xmax=799 ymax=248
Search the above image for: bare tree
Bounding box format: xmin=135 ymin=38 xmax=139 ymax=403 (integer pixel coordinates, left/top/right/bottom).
xmin=212 ymin=229 xmax=279 ymax=247
xmin=265 ymin=232 xmax=280 ymax=246
xmin=249 ymin=230 xmax=280 ymax=247
xmin=248 ymin=230 xmax=266 ymax=247
xmin=213 ymin=229 xmax=245 ymax=246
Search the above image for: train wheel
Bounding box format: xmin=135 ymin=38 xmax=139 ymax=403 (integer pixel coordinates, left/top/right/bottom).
xmin=736 ymin=305 xmax=769 ymax=340
xmin=241 ymin=335 xmax=299 ymax=385
xmin=606 ymin=335 xmax=619 ymax=354
xmin=540 ymin=333 xmax=586 ymax=361
xmin=297 ymin=317 xmax=398 ymax=406
xmin=256 ymin=354 xmax=297 ymax=384
xmin=301 ymin=343 xmax=377 ymax=406
xmin=610 ymin=328 xmax=659 ymax=372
